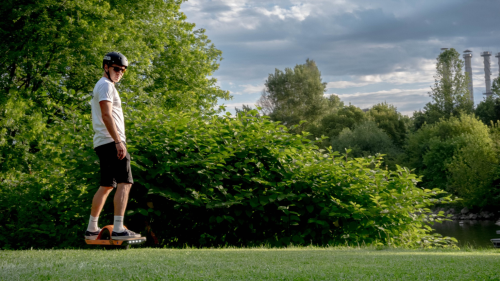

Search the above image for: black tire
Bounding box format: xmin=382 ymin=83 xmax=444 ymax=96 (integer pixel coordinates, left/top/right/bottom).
xmin=99 ymin=228 xmax=111 ymax=240
xmin=98 ymin=228 xmax=129 ymax=250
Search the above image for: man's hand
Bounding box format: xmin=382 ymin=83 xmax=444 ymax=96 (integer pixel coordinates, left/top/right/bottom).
xmin=116 ymin=142 xmax=127 ymax=160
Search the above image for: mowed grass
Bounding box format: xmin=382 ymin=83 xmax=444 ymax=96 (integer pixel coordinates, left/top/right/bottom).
xmin=2 ymin=247 xmax=500 ymax=280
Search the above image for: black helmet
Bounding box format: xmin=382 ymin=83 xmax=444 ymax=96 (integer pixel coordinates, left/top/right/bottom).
xmin=102 ymin=52 xmax=128 ymax=69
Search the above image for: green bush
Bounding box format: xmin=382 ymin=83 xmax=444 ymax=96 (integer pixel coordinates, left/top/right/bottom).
xmin=0 ymin=103 xmax=455 ymax=249
xmin=331 ymin=121 xmax=401 ymax=158
xmin=124 ymin=108 xmax=453 ymax=247
xmin=405 ymin=114 xmax=498 ymax=206
xmin=447 ymin=134 xmax=499 ymax=206
xmin=366 ymin=103 xmax=411 ymax=147
xmin=0 ymin=97 xmax=98 ymax=249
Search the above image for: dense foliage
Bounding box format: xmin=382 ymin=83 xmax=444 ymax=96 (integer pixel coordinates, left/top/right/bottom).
xmin=366 ymin=103 xmax=411 ymax=147
xmin=0 ymin=99 xmax=454 ymax=249
xmin=257 ymin=51 xmax=500 ymax=210
xmin=330 ymin=121 xmax=400 ymax=159
xmin=0 ymin=0 xmax=229 ymax=112
xmin=405 ymin=115 xmax=499 ymax=206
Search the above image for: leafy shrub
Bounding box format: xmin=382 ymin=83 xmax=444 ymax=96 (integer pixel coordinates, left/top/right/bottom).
xmin=0 ymin=96 xmax=46 ymax=174
xmin=331 ymin=121 xmax=400 ymax=159
xmin=405 ymin=114 xmax=498 ymax=206
xmin=447 ymin=134 xmax=499 ymax=206
xmin=124 ymin=108 xmax=453 ymax=247
xmin=310 ymin=105 xmax=366 ymax=148
xmin=0 ymin=96 xmax=98 ymax=249
xmin=474 ymin=96 xmax=500 ymax=126
xmin=366 ymin=103 xmax=411 ymax=147
xmin=0 ymin=103 xmax=455 ymax=249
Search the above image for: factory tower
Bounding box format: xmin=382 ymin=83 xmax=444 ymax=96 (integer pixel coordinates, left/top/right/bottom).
xmin=463 ymin=50 xmax=474 ymax=103
xmin=481 ymin=51 xmax=492 ymax=97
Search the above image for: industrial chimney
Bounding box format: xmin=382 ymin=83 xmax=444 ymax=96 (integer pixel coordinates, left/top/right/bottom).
xmin=481 ymin=51 xmax=492 ymax=97
xmin=496 ymin=52 xmax=500 ymax=76
xmin=463 ymin=50 xmax=474 ymax=103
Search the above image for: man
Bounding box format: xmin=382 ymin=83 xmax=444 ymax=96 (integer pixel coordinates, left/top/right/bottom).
xmin=84 ymin=52 xmax=140 ymax=240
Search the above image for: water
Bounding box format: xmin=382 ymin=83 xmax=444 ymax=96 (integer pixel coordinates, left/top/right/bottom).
xmin=431 ymin=220 xmax=500 ymax=248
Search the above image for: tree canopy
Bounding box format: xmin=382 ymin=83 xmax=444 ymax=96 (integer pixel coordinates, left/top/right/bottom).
xmin=0 ymin=0 xmax=229 ymax=111
xmin=413 ymin=48 xmax=473 ymax=130
xmin=259 ymin=59 xmax=327 ymax=132
xmin=367 ymin=103 xmax=410 ymax=147
xmin=331 ymin=120 xmax=400 ymax=158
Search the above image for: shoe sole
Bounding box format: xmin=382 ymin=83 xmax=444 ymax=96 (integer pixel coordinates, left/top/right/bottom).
xmin=111 ymin=235 xmax=141 ymax=240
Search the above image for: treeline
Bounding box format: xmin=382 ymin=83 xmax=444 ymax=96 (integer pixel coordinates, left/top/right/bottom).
xmin=251 ymin=49 xmax=500 ymax=208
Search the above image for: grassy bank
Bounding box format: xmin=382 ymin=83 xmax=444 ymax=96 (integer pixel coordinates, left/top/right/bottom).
xmin=1 ymin=247 xmax=500 ymax=280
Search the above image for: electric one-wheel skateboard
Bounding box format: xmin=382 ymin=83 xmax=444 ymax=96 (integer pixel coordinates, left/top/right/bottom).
xmin=85 ymin=225 xmax=146 ymax=249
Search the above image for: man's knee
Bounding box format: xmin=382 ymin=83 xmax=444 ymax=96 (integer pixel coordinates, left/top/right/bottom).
xmin=117 ymin=183 xmax=132 ymax=193
xmin=96 ymin=186 xmax=114 ymax=194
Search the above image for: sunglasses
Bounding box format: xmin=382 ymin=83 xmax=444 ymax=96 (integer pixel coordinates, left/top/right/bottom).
xmin=110 ymin=66 xmax=127 ymax=73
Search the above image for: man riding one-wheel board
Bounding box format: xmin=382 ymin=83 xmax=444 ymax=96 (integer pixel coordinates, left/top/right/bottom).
xmin=84 ymin=52 xmax=146 ymax=249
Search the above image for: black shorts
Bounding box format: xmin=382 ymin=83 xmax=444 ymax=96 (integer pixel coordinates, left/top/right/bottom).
xmin=94 ymin=142 xmax=134 ymax=188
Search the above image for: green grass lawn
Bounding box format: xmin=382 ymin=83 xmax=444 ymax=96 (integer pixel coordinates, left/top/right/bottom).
xmin=2 ymin=247 xmax=500 ymax=280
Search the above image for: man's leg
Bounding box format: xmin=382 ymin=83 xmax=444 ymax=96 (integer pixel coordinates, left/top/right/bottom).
xmin=85 ymin=186 xmax=113 ymax=239
xmin=114 ymin=183 xmax=132 ymax=216
xmin=110 ymin=150 xmax=139 ymax=239
xmin=91 ymin=186 xmax=114 ymax=217
xmin=112 ymin=183 xmax=132 ymax=233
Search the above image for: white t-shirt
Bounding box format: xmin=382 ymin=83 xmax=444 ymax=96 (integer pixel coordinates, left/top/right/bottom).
xmin=91 ymin=77 xmax=126 ymax=148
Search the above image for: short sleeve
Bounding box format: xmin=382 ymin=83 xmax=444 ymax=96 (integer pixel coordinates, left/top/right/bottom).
xmin=96 ymin=83 xmax=114 ymax=103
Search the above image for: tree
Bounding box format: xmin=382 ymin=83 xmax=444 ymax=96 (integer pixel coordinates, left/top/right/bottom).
xmin=412 ymin=48 xmax=473 ymax=130
xmin=256 ymin=90 xmax=275 ymax=116
xmin=0 ymin=0 xmax=229 ymax=112
xmin=0 ymin=0 xmax=230 ymax=177
xmin=235 ymin=104 xmax=260 ymax=117
xmin=324 ymin=94 xmax=344 ymax=115
xmin=366 ymin=103 xmax=411 ymax=147
xmin=447 ymin=134 xmax=499 ymax=207
xmin=474 ymin=77 xmax=500 ymax=126
xmin=314 ymin=105 xmax=366 ymax=140
xmin=0 ymin=95 xmax=46 ymax=174
xmin=261 ymin=59 xmax=327 ymax=132
xmin=331 ymin=120 xmax=400 ymax=158
xmin=475 ymin=96 xmax=500 ymax=126
xmin=493 ymin=76 xmax=500 ymax=96
xmin=405 ymin=114 xmax=496 ymax=205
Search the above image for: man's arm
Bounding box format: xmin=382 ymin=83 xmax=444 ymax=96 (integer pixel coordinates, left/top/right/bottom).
xmin=100 ymin=100 xmax=127 ymax=160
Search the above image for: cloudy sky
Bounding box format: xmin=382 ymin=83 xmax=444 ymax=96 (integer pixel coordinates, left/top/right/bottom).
xmin=181 ymin=0 xmax=500 ymax=116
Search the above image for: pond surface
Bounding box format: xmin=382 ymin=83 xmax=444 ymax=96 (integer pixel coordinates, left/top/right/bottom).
xmin=431 ymin=220 xmax=500 ymax=248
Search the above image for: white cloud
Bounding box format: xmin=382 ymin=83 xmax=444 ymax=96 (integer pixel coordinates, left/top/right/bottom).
xmin=332 ymin=87 xmax=432 ymax=116
xmin=327 ymin=59 xmax=435 ymax=89
xmin=256 ymin=4 xmax=312 ymax=21
xmin=181 ymin=0 xmax=362 ymax=31
xmin=240 ymin=84 xmax=264 ymax=94
xmin=327 ymin=81 xmax=371 ymax=89
xmin=335 ymin=88 xmax=430 ymax=98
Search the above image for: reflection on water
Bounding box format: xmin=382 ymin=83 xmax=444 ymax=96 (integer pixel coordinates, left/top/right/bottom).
xmin=431 ymin=220 xmax=500 ymax=248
